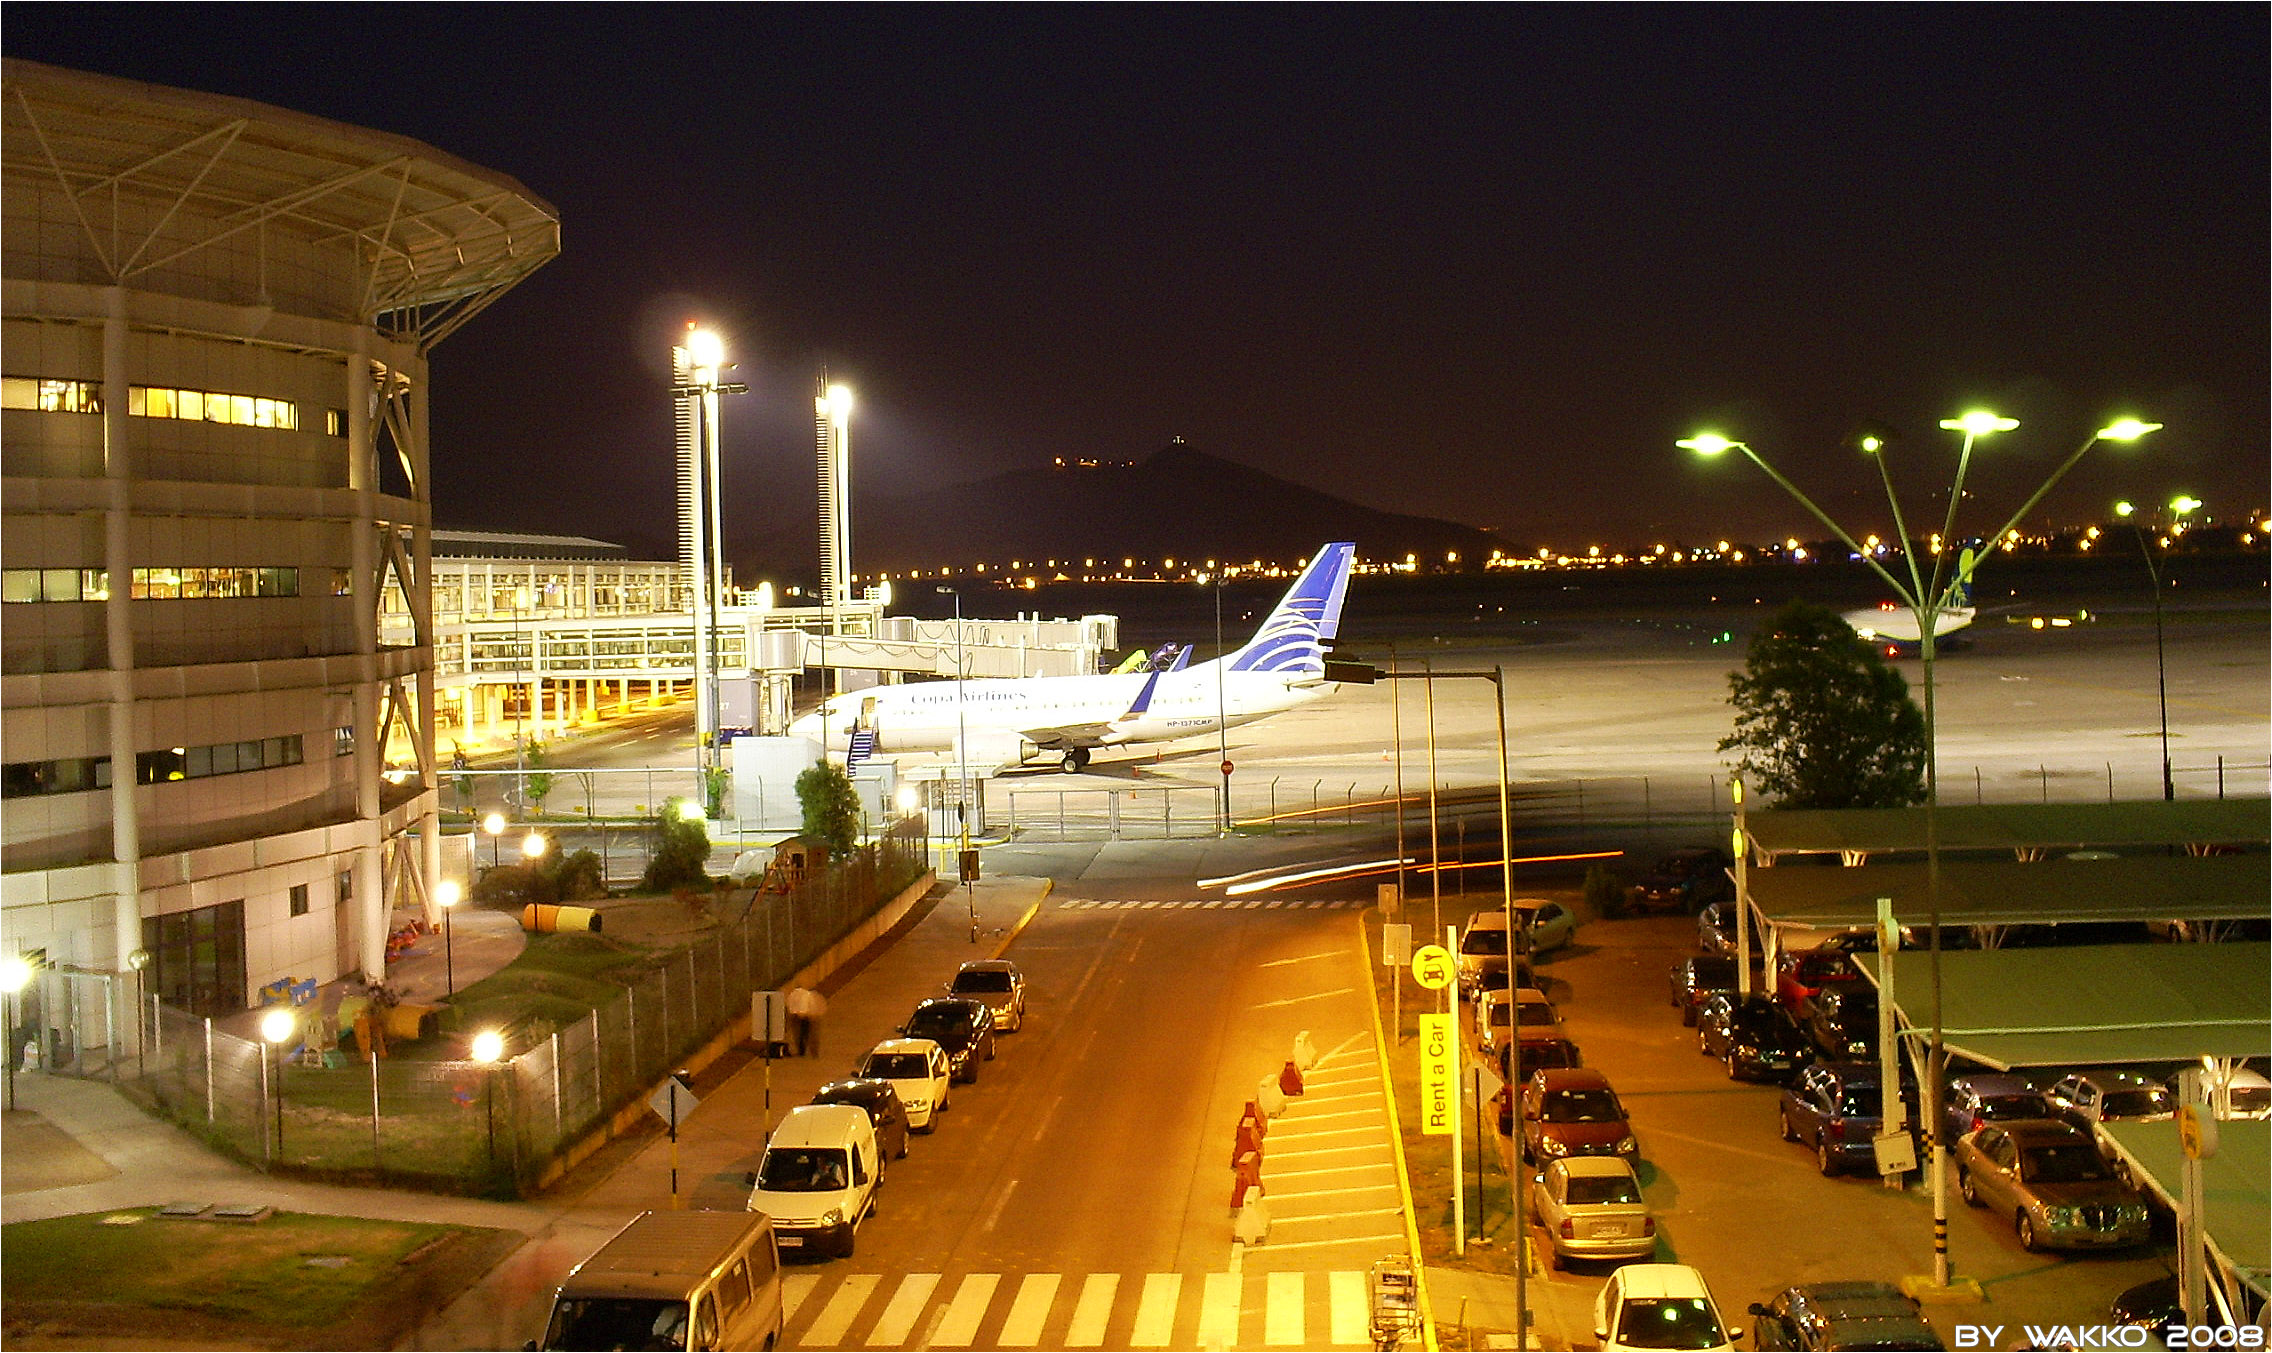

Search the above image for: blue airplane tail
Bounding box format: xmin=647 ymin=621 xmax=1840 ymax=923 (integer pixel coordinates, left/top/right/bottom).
xmin=1943 ymin=540 xmax=1983 ymax=608
xmin=1227 ymin=543 xmax=1356 ymax=675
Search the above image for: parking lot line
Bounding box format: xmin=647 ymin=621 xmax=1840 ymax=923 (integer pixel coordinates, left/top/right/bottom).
xmin=1265 ymin=1271 xmax=1306 ymax=1345
xmin=1062 ymin=1272 xmax=1118 ymax=1348
xmin=928 ymin=1272 xmax=999 ymax=1347
xmin=1198 ymin=1272 xmax=1241 ymax=1348
xmin=865 ymin=1272 xmax=937 ymax=1346
xmin=798 ymin=1273 xmax=878 ymax=1347
xmin=1129 ymin=1273 xmax=1182 ymax=1347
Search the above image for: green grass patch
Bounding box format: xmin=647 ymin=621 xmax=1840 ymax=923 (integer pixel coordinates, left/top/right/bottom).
xmin=435 ymin=930 xmax=653 ymax=1042
xmin=3 ymin=1209 xmax=483 ymax=1328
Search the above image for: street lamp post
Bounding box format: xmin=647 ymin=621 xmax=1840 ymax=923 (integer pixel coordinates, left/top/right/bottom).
xmin=675 ymin=328 xmax=749 ymax=816
xmin=436 ymin=879 xmax=462 ymax=999
xmin=2114 ymin=495 xmax=2201 ymax=801
xmin=1681 ymin=413 xmax=2159 ymax=1291
xmin=482 ymin=812 xmax=506 ymax=869
xmin=471 ymin=1029 xmax=505 ymax=1180
xmin=259 ymin=1006 xmax=295 ymax=1166
xmin=0 ymin=954 xmax=33 ymax=1112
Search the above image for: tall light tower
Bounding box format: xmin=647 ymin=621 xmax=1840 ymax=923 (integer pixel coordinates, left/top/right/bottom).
xmin=817 ymin=379 xmax=855 ymax=695
xmin=673 ymin=326 xmax=745 ymax=813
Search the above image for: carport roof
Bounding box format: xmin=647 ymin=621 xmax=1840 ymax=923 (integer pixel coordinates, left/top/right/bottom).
xmin=1856 ymin=942 xmax=2270 ymax=1070
xmin=1742 ymin=798 xmax=2269 ymax=861
xmin=2098 ymin=1119 xmax=2268 ymax=1298
xmin=1745 ymin=853 xmax=2270 ymax=928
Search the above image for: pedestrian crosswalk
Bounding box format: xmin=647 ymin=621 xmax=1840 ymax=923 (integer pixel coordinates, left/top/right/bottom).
xmin=1056 ymin=897 xmax=1364 ymax=911
xmin=780 ymin=1266 xmax=1383 ymax=1349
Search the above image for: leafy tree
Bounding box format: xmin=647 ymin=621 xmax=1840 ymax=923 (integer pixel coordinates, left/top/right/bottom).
xmin=642 ymin=798 xmax=712 ymax=892
xmin=522 ymin=739 xmax=554 ymax=814
xmin=1720 ymin=601 xmax=1927 ymax=809
xmin=1584 ymin=860 xmax=1626 ymax=919
xmin=795 ymin=761 xmax=863 ymax=857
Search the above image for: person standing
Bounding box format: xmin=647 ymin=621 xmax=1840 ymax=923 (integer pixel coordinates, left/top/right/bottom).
xmin=785 ymin=985 xmax=826 ymax=1057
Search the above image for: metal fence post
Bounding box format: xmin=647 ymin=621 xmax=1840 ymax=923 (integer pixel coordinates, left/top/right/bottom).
xmin=370 ymin=1050 xmax=383 ymax=1173
xmin=203 ymin=1017 xmax=215 ymax=1123
xmin=550 ymin=1028 xmax=564 ymax=1146
xmin=588 ymin=1009 xmax=603 ymax=1125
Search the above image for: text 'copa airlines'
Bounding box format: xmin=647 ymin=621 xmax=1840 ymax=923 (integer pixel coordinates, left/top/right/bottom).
xmin=788 ymin=543 xmax=1358 ymax=774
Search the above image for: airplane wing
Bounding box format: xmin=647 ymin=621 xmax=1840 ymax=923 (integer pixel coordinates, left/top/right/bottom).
xmin=1015 ymin=671 xmax=1161 ymax=749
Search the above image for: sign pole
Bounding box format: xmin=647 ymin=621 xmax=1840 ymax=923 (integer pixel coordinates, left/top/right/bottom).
xmin=1447 ymin=923 xmax=1464 ymax=1256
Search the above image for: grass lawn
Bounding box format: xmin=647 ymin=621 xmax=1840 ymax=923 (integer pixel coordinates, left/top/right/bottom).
xmin=2 ymin=1208 xmax=514 ymax=1345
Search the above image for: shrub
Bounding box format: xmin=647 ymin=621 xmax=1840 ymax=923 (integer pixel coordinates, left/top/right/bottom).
xmin=642 ymin=799 xmax=711 ymax=892
xmin=1585 ymin=861 xmax=1626 ymax=919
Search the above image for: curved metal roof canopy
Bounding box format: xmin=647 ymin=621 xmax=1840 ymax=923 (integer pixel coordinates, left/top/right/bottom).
xmin=1743 ymin=798 xmax=2270 ymax=863
xmin=1745 ymin=853 xmax=2269 ymax=929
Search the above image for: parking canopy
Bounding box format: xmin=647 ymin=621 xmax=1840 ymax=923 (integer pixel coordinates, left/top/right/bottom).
xmin=1857 ymin=942 xmax=2271 ymax=1070
xmin=1744 ymin=853 xmax=2269 ymax=929
xmin=1742 ymin=798 xmax=2270 ymax=862
xmin=2098 ymin=1119 xmax=2269 ymax=1302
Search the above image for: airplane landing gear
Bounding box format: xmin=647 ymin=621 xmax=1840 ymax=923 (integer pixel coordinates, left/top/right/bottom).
xmin=1060 ymin=748 xmax=1091 ymax=773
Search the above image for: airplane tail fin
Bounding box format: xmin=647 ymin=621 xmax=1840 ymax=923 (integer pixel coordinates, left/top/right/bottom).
xmin=1226 ymin=543 xmax=1356 ymax=675
xmin=1168 ymin=644 xmax=1193 ymax=672
xmin=1943 ymin=540 xmax=1984 ymax=609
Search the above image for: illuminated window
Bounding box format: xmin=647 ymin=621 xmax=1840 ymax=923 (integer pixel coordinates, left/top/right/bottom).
xmin=2 ymin=377 xmax=103 ymax=414
xmin=325 ymin=408 xmax=347 ymax=437
xmin=134 ymin=734 xmax=302 ymax=785
xmin=2 ymin=756 xmax=111 ymax=799
xmin=124 ymin=384 xmax=299 ymax=431
xmin=333 ymin=569 xmax=353 ymax=596
xmin=1 ymin=569 xmax=107 ymax=602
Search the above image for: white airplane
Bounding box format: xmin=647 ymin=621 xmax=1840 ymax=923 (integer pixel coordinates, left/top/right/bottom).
xmin=1842 ymin=542 xmax=1982 ymax=652
xmin=789 ymin=543 xmax=1358 ymax=773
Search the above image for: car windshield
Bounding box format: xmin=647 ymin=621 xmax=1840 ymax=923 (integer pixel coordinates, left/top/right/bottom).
xmin=2021 ymin=1143 xmax=2113 ymax=1183
xmin=1977 ymin=1094 xmax=2046 ymax=1121
xmin=861 ymin=1052 xmax=930 ymax=1080
xmin=1566 ymin=1174 xmax=1642 ymax=1205
xmin=1797 ymin=956 xmax=1848 ymax=981
xmin=1616 ymin=1297 xmax=1724 ymax=1350
xmin=907 ymin=1008 xmax=973 ymax=1041
xmin=1837 ymin=1087 xmax=1883 ymax=1117
xmin=2102 ymin=1089 xmax=2172 ymax=1117
xmin=756 ymin=1146 xmax=849 ymax=1192
xmin=1731 ymin=1008 xmax=1788 ymax=1037
xmin=2232 ymin=1085 xmax=2270 ymax=1114
xmin=1692 ymin=959 xmax=1736 ymax=982
xmin=951 ymin=970 xmax=1014 ymax=994
xmin=543 ymin=1297 xmax=691 ymax=1351
xmin=1521 ymin=1043 xmax=1579 ymax=1074
xmin=1543 ymin=1089 xmax=1623 ymax=1123
xmin=1461 ymin=930 xmax=1508 ymax=956
xmin=1517 ymin=1003 xmax=1559 ymax=1027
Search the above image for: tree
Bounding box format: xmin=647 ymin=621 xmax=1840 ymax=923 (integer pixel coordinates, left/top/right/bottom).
xmin=1720 ymin=601 xmax=1927 ymax=809
xmin=795 ymin=761 xmax=862 ymax=857
xmin=642 ymin=799 xmax=712 ymax=892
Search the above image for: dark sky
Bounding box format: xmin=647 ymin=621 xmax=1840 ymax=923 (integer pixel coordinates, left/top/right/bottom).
xmin=11 ymin=6 xmax=2266 ymax=572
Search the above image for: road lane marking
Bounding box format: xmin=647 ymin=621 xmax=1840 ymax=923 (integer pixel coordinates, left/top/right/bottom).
xmin=1269 ymin=1205 xmax=1407 ymax=1225
xmin=1199 ymin=1272 xmax=1241 ymax=1348
xmin=1331 ymin=1269 xmax=1368 ymax=1345
xmin=997 ymin=1272 xmax=1059 ymax=1346
xmin=1266 ymin=1271 xmax=1306 ymax=1345
xmin=1062 ymin=1273 xmax=1118 ymax=1348
xmin=1254 ymin=987 xmax=1357 ymax=1008
xmin=866 ymin=1273 xmax=937 ymax=1346
xmin=1267 ymin=1162 xmax=1399 ymax=1179
xmin=979 ymin=1174 xmax=1021 ymax=1232
xmin=928 ymin=1272 xmax=999 ymax=1347
xmin=1269 ymin=1143 xmax=1396 ymax=1160
xmin=1260 ymin=950 xmax=1341 ymax=967
xmin=799 ymin=1273 xmax=877 ymax=1347
xmin=784 ymin=1273 xmax=823 ymax=1321
xmin=1129 ymin=1273 xmax=1181 ymax=1347
xmin=1256 ymin=1231 xmax=1411 ymax=1254
xmin=1269 ymin=1106 xmax=1380 ymax=1124
xmin=1270 ymin=1181 xmax=1405 ymax=1201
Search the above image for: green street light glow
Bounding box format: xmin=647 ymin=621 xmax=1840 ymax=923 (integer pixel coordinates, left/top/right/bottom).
xmin=1938 ymin=411 xmax=2020 ymax=435
xmin=2115 ymin=501 xmax=2137 ymax=517
xmin=2098 ymin=418 xmax=2163 ymax=442
xmin=2171 ymin=495 xmax=2202 ymax=515
xmin=1676 ymin=433 xmax=1741 ymax=456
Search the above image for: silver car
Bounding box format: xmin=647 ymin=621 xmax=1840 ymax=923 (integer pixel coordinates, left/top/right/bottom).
xmin=1530 ymin=1156 xmax=1656 ymax=1267
xmin=946 ymin=959 xmax=1026 ymax=1032
xmin=1954 ymin=1119 xmax=2152 ymax=1252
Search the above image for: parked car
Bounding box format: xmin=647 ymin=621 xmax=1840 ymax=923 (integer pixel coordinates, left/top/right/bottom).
xmin=1522 ymin=1067 xmax=1638 ymax=1163
xmin=2107 ymin=1275 xmax=2182 ymax=1332
xmin=1747 ymin=1281 xmax=1940 ymax=1351
xmin=1668 ymin=955 xmax=1739 ymax=1027
xmin=1471 ymin=953 xmax=1538 ymax=998
xmin=901 ymin=996 xmax=996 ymax=1084
xmin=1530 ymin=1156 xmax=1656 ymax=1267
xmin=1474 ymin=989 xmax=1514 ymax=1059
xmin=1779 ymin=1062 xmax=1911 ymax=1177
xmin=2045 ymin=1070 xmax=2176 ymax=1138
xmin=1775 ymin=949 xmax=1863 ymax=1016
xmin=1500 ymin=1031 xmax=1585 ymax=1098
xmin=945 ymin=959 xmax=1026 ymax=1032
xmin=743 ymin=1103 xmax=880 ymax=1259
xmin=854 ymin=1039 xmax=952 ymax=1132
xmin=1800 ymin=985 xmax=1878 ymax=1061
xmin=1594 ymin=1262 xmax=1740 ymax=1352
xmin=1628 ymin=847 xmax=1735 ymax=915
xmin=1696 ymin=901 xmax=1756 ymax=960
xmin=1509 ymin=898 xmax=1579 ymax=954
xmin=1696 ymin=993 xmax=1812 ymax=1083
xmin=2170 ymin=1064 xmax=2270 ymax=1120
xmin=809 ymin=1077 xmax=910 ymax=1161
xmin=1942 ymin=1073 xmax=2056 ymax=1147
xmin=1457 ymin=913 xmax=1512 ymax=997
xmin=1954 ymin=1119 xmax=2154 ymax=1251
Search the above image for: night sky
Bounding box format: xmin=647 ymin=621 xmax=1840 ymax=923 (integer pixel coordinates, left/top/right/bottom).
xmin=9 ymin=6 xmax=2266 ymax=576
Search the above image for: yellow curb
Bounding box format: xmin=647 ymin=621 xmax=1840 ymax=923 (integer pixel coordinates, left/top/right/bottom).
xmin=1361 ymin=913 xmax=1438 ymax=1352
xmin=987 ymin=879 xmax=1051 ymax=961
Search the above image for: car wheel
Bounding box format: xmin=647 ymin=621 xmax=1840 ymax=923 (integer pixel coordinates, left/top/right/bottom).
xmin=1680 ymin=1004 xmax=1696 ymax=1028
xmin=1959 ymin=1168 xmax=1980 ymax=1206
xmin=2017 ymin=1212 xmax=2041 ymax=1253
xmin=1817 ymin=1136 xmax=1838 ymax=1176
xmin=840 ymin=1227 xmax=857 ymax=1260
xmin=1725 ymin=1055 xmax=1743 ymax=1081
xmin=1779 ymin=1108 xmax=1799 ymax=1143
xmin=985 ymin=1035 xmax=997 ymax=1062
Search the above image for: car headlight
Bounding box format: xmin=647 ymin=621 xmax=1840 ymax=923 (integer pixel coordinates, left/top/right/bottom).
xmin=2041 ymin=1205 xmax=2080 ymax=1228
xmin=2116 ymin=1204 xmax=2150 ymax=1225
xmin=820 ymin=1208 xmax=844 ymax=1226
xmin=1614 ymin=1136 xmax=1639 ymax=1155
xmin=1538 ymin=1137 xmax=1570 ymax=1157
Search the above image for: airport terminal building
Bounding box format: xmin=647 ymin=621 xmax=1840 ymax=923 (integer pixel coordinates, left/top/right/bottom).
xmin=0 ymin=61 xmax=558 ymax=1030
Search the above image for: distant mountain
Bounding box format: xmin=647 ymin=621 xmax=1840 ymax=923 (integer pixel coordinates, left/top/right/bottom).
xmin=843 ymin=441 xmax=1513 ymax=572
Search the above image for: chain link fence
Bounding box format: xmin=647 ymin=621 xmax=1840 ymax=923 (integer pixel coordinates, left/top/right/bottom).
xmin=117 ymin=817 xmax=929 ymax=1195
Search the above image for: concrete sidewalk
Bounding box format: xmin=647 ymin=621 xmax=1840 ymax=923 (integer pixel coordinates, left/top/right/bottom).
xmin=0 ymin=874 xmax=1050 ymax=1352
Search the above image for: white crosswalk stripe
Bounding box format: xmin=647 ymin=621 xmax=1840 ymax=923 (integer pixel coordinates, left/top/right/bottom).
xmin=1055 ymin=897 xmax=1364 ymax=911
xmin=780 ymin=1268 xmax=1391 ymax=1349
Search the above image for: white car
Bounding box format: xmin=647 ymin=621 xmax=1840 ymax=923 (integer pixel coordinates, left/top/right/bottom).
xmin=1595 ymin=1262 xmax=1740 ymax=1352
xmin=947 ymin=959 xmax=1027 ymax=1033
xmin=1531 ymin=1157 xmax=1656 ymax=1267
xmin=1510 ymin=898 xmax=1579 ymax=954
xmin=855 ymin=1038 xmax=952 ymax=1132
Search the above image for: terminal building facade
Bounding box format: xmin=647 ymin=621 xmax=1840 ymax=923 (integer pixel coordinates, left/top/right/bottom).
xmin=0 ymin=61 xmax=558 ymax=1029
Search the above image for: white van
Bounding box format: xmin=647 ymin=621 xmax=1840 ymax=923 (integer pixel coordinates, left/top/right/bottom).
xmin=745 ymin=1103 xmax=880 ymax=1259
xmin=535 ymin=1209 xmax=782 ymax=1351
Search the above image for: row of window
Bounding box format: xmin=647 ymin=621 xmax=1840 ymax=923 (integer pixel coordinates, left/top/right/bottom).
xmin=1 ymin=376 xmax=346 ymax=435
xmin=1 ymin=731 xmax=330 ymax=799
xmin=1 ymin=567 xmax=353 ymax=603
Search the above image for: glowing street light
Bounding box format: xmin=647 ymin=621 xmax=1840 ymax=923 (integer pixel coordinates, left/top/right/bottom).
xmin=520 ymin=831 xmax=549 ymax=862
xmin=471 ymin=1029 xmax=505 ymax=1177
xmin=260 ymin=1006 xmax=296 ymax=1165
xmin=0 ymin=954 xmax=34 ymax=1111
xmin=482 ymin=812 xmax=507 ymax=868
xmin=436 ymin=879 xmax=463 ymax=998
xmin=1684 ymin=409 xmax=2158 ymax=1292
xmin=2115 ymin=494 xmax=2201 ymax=799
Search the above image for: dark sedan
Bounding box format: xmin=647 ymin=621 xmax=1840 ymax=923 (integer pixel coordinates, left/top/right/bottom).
xmin=1628 ymin=847 xmax=1734 ymax=914
xmin=900 ymin=997 xmax=996 ymax=1084
xmin=1800 ymin=985 xmax=1878 ymax=1061
xmin=810 ymin=1077 xmax=911 ymax=1161
xmin=1942 ymin=1072 xmax=2055 ymax=1147
xmin=1779 ymin=1061 xmax=1915 ymax=1177
xmin=1668 ymin=954 xmax=1739 ymax=1027
xmin=1748 ymin=1281 xmax=1941 ymax=1350
xmin=1696 ymin=993 xmax=1812 ymax=1083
